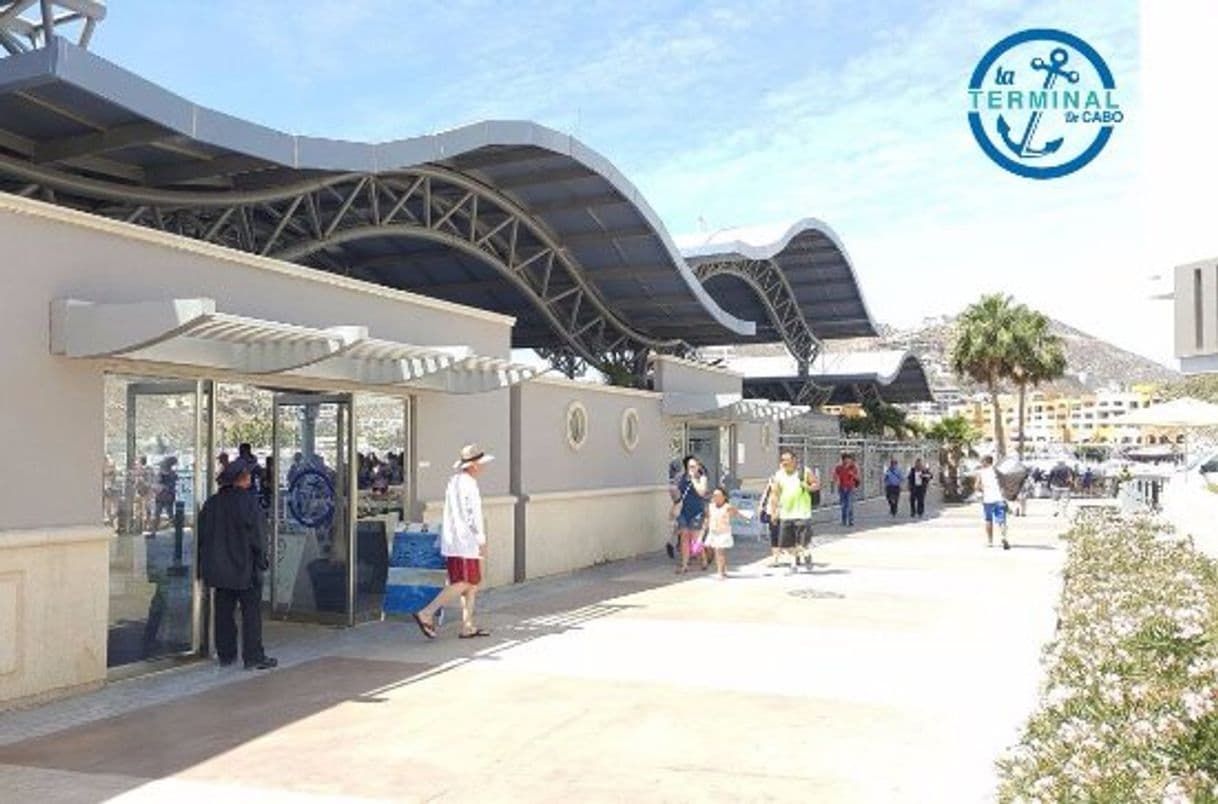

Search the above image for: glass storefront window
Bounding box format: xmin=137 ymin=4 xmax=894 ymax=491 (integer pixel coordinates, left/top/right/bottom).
xmin=354 ymin=394 xmax=410 ymax=619
xmin=103 ymin=374 xmax=201 ymax=668
xmin=272 ymin=394 xmax=352 ymax=623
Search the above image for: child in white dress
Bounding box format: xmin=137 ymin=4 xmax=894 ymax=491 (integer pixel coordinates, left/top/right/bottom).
xmin=704 ymin=487 xmax=744 ymax=579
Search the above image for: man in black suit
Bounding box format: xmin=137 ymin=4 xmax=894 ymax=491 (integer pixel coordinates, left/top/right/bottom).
xmin=199 ymin=462 xmax=277 ymax=670
xmin=908 ymin=458 xmax=933 ymax=518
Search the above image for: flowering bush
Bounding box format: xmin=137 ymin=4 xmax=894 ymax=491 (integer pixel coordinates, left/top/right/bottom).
xmin=998 ymin=513 xmax=1218 ymax=802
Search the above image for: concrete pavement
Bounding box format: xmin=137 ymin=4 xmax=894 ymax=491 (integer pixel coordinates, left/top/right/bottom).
xmin=0 ymin=498 xmax=1066 ymax=803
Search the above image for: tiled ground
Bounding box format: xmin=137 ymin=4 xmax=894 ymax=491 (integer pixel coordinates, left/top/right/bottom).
xmin=0 ymin=496 xmax=1066 ymax=802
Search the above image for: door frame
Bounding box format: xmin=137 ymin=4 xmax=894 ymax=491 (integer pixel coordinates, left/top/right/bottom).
xmin=270 ymin=392 xmax=357 ymax=626
xmin=118 ymin=379 xmax=208 ymax=666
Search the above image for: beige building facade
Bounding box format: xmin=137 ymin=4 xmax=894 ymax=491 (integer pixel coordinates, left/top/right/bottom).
xmin=1175 ymin=259 xmax=1218 ymax=375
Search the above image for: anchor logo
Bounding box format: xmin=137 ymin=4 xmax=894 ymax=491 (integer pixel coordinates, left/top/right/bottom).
xmin=967 ymin=29 xmax=1121 ymax=180
xmin=996 ymin=48 xmax=1079 ymax=159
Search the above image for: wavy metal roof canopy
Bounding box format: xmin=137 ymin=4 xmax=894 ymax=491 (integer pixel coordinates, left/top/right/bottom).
xmin=678 ymin=220 xmax=878 ymax=363
xmin=728 ymin=350 xmax=933 ymax=407
xmin=0 ymin=37 xmax=875 ymax=370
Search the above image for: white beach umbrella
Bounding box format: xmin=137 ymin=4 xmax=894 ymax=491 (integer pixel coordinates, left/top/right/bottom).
xmin=1111 ymin=398 xmax=1218 ymax=467
xmin=1111 ymin=398 xmax=1218 ymax=428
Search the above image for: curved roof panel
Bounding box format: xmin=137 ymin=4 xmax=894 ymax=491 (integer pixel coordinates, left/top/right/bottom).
xmin=677 ymin=219 xmax=878 ymax=344
xmin=729 ymin=349 xmax=933 ymax=405
xmin=0 ymin=39 xmax=757 ymax=360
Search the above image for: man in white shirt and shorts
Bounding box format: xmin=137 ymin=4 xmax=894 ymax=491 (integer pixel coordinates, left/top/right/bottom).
xmin=412 ymin=444 xmax=493 ymax=640
xmin=975 ymin=455 xmax=1009 ymax=551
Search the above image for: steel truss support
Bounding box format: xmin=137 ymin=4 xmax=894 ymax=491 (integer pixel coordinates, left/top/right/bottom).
xmin=0 ymin=1 xmax=106 ymax=53
xmin=0 ymin=159 xmax=696 ymax=373
xmin=537 ymin=345 xmax=658 ymax=388
xmin=692 ymin=258 xmax=820 ymax=365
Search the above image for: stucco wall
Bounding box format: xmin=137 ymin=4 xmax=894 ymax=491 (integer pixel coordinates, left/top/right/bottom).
xmin=1176 ymin=260 xmax=1218 ymax=359
xmin=514 ymin=378 xmax=666 ymax=495
xmin=652 ymin=355 xmax=742 ymax=397
xmin=0 ymin=196 xmax=512 ymax=531
xmin=421 ymin=495 xmax=515 ymax=589
xmin=735 ymin=421 xmax=777 ymax=486
xmin=0 ymin=194 xmax=516 ymax=706
xmin=523 ymin=487 xmax=670 ymax=580
xmin=0 ymin=527 xmax=110 ymax=709
xmin=414 ymin=389 xmax=511 ymax=502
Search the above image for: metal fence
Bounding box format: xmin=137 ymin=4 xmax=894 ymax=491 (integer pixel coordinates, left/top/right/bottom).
xmin=776 ymin=434 xmax=939 ymax=504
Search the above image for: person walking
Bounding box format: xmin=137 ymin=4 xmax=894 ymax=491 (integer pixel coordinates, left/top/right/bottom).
xmin=769 ymin=449 xmax=818 ymax=572
xmin=883 ymin=458 xmax=903 ymax=517
xmin=760 ymin=457 xmax=784 ymax=567
xmin=412 ymin=444 xmax=493 ymax=639
xmin=974 ymin=455 xmax=1009 ymax=550
xmin=1049 ymin=462 xmax=1074 ymax=518
xmin=833 ymin=453 xmax=860 ymax=527
xmin=704 ymin=486 xmax=744 ymax=580
xmin=198 ymin=462 xmax=277 ymax=670
xmin=671 ymin=455 xmax=710 ymax=574
xmin=908 ymin=458 xmax=932 ymax=518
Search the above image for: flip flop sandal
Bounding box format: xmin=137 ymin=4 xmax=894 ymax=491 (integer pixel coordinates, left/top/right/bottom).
xmin=458 ymin=628 xmax=491 ymax=639
xmin=412 ymin=613 xmax=436 ymax=640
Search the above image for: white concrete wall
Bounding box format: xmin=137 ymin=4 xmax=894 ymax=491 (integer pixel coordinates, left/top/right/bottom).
xmin=421 ymin=495 xmax=515 ymax=590
xmin=1176 ymin=259 xmax=1218 ymax=363
xmin=414 ymin=389 xmax=511 ymax=502
xmin=0 ymin=196 xmax=513 ymax=532
xmin=0 ymin=527 xmax=109 ymax=710
xmin=515 ymin=378 xmax=666 ymax=494
xmin=513 ymin=378 xmax=668 ymax=580
xmin=652 ymin=354 xmax=742 ymax=397
xmin=524 ymin=487 xmax=670 ymax=580
xmin=735 ymin=421 xmax=776 ymax=488
xmin=0 ymin=195 xmax=515 ymax=705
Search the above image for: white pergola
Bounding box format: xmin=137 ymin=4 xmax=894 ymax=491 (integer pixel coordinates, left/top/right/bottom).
xmin=662 ymin=391 xmax=811 ymax=424
xmin=50 ymin=298 xmax=538 ymax=394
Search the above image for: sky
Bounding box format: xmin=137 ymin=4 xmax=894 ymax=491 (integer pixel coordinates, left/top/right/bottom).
xmin=85 ymin=1 xmax=1212 ymax=368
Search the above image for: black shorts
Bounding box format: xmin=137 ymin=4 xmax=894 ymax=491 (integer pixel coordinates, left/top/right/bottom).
xmin=778 ymin=519 xmax=811 ymax=549
xmin=768 ymin=520 xmax=781 ymax=547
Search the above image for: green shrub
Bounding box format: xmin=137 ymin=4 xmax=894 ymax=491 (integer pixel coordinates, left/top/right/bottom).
xmin=997 ymin=513 xmax=1218 ymax=802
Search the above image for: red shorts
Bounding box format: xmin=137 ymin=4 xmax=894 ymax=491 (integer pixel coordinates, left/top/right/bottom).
xmin=445 ymin=556 xmax=482 ymax=586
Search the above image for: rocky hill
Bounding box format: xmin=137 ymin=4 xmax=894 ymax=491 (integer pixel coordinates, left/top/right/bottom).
xmin=726 ymin=315 xmax=1180 ymax=393
xmin=878 ymin=315 xmax=1178 ymax=393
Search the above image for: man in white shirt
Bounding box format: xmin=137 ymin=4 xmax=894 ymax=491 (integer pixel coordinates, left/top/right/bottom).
xmin=412 ymin=444 xmax=493 ymax=640
xmin=974 ymin=455 xmax=1010 ymax=550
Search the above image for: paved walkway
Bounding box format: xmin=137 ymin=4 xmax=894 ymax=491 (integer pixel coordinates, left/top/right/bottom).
xmin=0 ymin=498 xmax=1066 ymax=803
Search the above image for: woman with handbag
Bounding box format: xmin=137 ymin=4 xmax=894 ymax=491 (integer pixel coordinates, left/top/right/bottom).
xmin=672 ymin=455 xmax=710 ymax=574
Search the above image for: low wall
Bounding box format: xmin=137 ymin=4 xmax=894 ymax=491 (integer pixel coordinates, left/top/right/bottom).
xmin=522 ymin=486 xmax=670 ymax=580
xmin=421 ymin=495 xmax=516 ymax=590
xmin=0 ymin=526 xmax=110 ymax=710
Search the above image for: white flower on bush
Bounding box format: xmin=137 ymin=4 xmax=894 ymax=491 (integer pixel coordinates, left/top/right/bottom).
xmin=1182 ymin=689 xmax=1215 ymax=721
xmin=1046 ymin=685 xmax=1076 ymax=708
xmin=1163 ymin=779 xmax=1190 ymax=804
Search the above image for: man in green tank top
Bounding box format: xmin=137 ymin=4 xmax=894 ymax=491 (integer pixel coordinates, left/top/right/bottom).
xmin=766 ymin=450 xmax=819 ymax=573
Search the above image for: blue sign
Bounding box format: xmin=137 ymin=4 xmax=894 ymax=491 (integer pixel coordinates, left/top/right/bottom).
xmin=383 ymin=527 xmax=447 ymax=615
xmin=968 ymin=29 xmax=1123 ymax=179
xmin=287 ymin=467 xmax=335 ymax=528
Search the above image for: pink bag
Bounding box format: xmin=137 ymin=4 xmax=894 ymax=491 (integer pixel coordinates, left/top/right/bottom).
xmin=689 ymin=536 xmax=705 ymax=557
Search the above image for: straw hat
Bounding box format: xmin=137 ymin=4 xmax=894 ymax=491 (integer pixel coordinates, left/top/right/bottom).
xmin=454 ymin=443 xmax=495 ymax=470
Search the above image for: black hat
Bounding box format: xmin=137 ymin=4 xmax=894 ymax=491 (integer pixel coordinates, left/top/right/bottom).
xmin=218 ymin=460 xmax=250 ymax=486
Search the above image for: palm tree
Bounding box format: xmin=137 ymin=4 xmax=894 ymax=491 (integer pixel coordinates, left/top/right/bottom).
xmin=926 ymin=415 xmax=978 ymax=501
xmin=950 ymin=294 xmax=1020 ymax=457
xmin=1009 ymin=309 xmax=1067 ymax=460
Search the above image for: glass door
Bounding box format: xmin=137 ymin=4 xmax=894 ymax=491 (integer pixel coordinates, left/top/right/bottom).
xmin=104 ymin=376 xmax=204 ymax=670
xmin=271 ymin=393 xmax=354 ymax=624
xmin=688 ymin=426 xmax=722 ymax=486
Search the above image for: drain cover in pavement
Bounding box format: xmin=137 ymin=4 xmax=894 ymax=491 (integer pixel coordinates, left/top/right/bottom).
xmin=788 ymin=588 xmax=845 ymax=600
